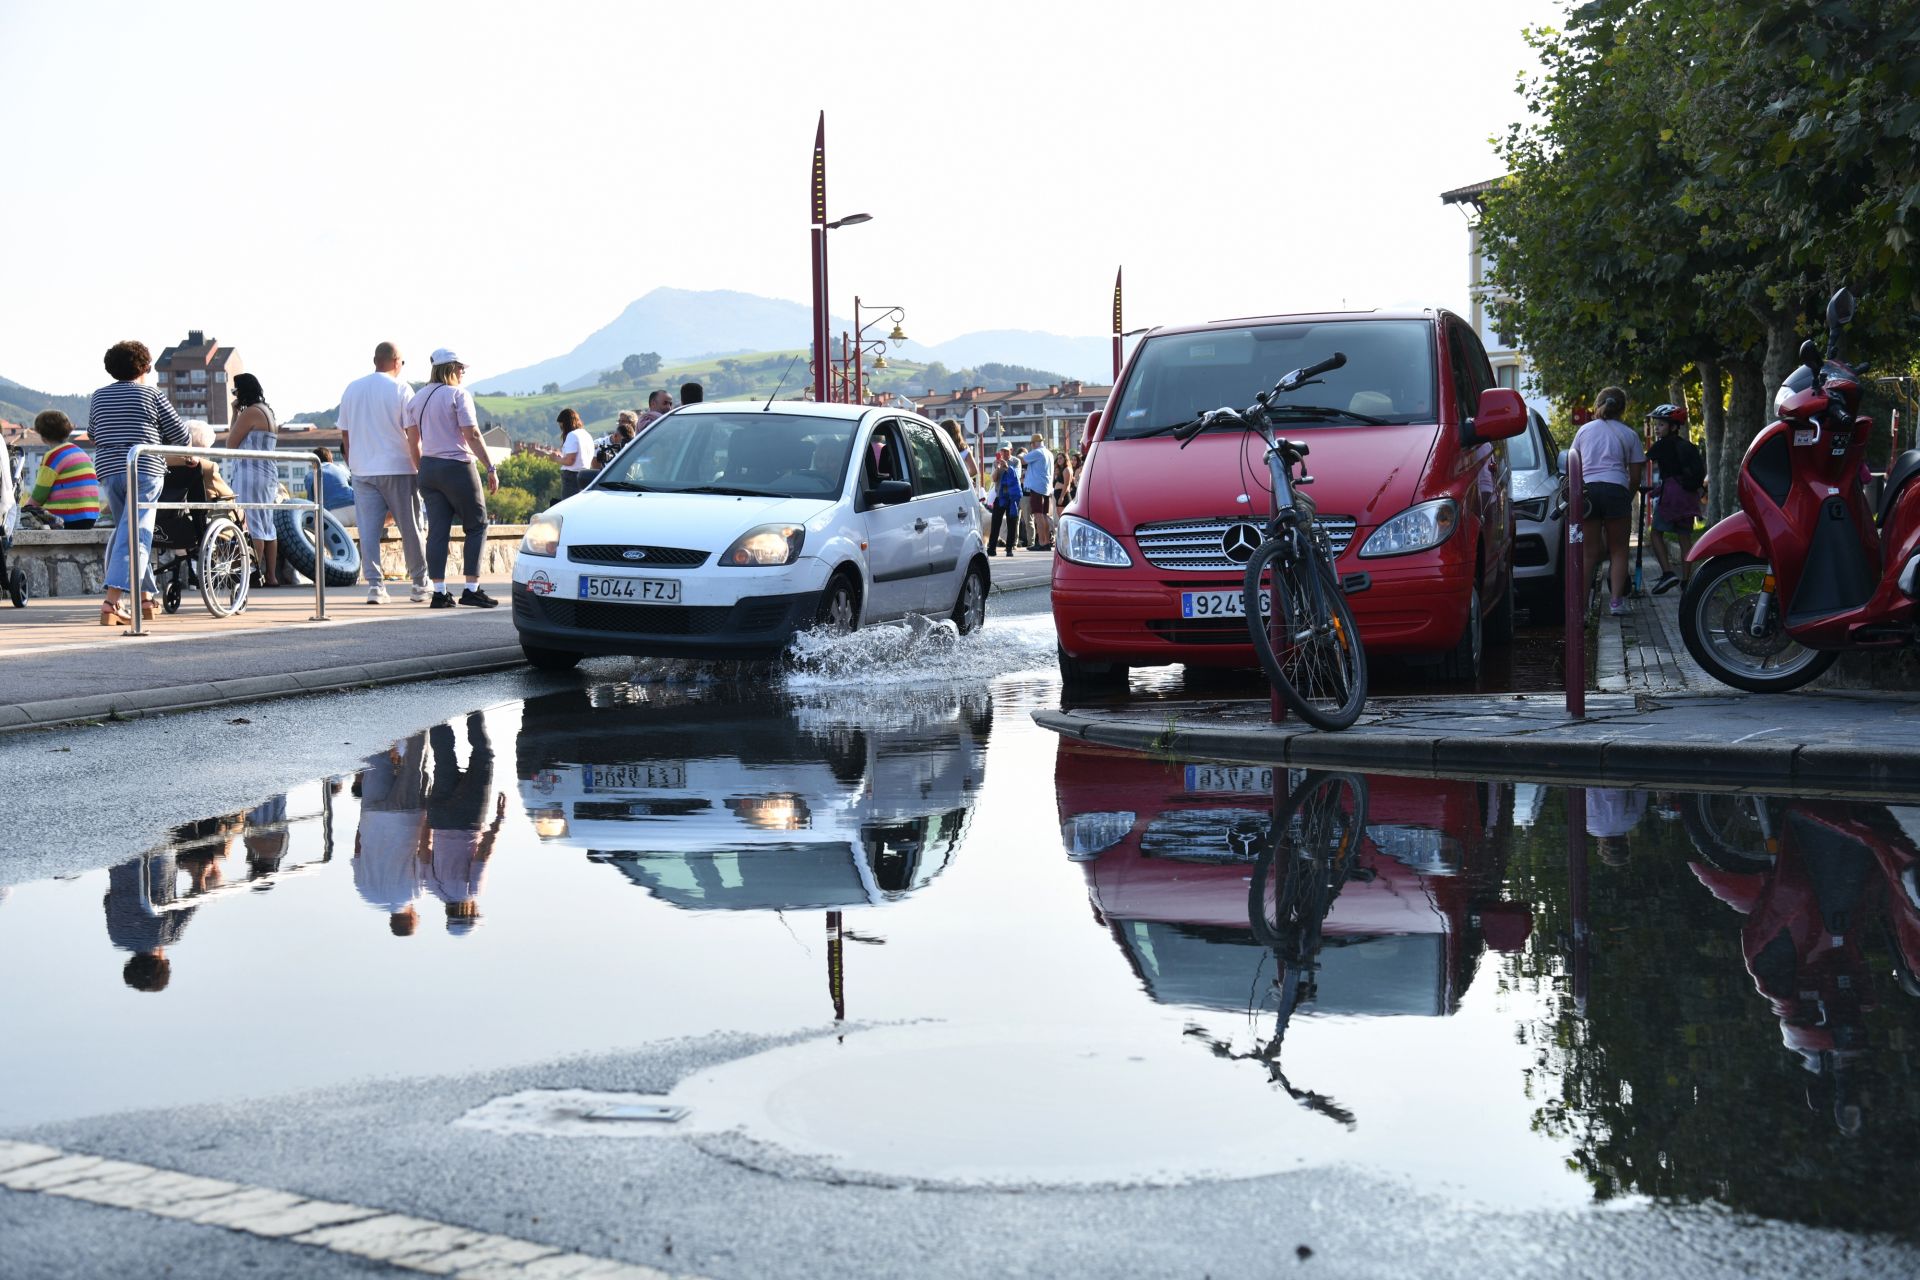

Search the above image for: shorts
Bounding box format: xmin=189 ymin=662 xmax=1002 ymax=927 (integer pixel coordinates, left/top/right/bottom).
xmin=1025 ymin=492 xmax=1048 ymax=516
xmin=1652 ymin=505 xmax=1696 ymax=535
xmin=1582 ymin=481 xmax=1631 ymax=522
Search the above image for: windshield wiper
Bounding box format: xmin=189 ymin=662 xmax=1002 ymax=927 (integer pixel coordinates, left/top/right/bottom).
xmin=1129 ymin=418 xmax=1209 ymax=439
xmin=673 ymin=484 xmax=775 ymax=497
xmin=594 ymin=480 xmax=652 ymax=491
xmin=1265 ymin=404 xmax=1389 ymax=426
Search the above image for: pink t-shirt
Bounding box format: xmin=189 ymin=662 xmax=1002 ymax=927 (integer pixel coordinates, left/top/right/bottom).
xmin=405 ymin=383 xmax=479 ymax=462
xmin=1570 ymin=417 xmax=1645 ymax=488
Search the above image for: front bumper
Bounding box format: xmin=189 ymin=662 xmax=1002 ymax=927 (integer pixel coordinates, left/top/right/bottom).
xmin=1513 ymin=517 xmax=1563 ymax=583
xmin=512 ymin=584 xmax=825 ymax=657
xmin=1052 ymin=554 xmax=1475 ymax=665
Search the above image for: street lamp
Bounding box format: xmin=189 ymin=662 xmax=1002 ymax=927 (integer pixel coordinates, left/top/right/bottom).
xmin=808 ymin=112 xmax=874 ymax=403
xmin=853 ymin=296 xmax=908 ymax=406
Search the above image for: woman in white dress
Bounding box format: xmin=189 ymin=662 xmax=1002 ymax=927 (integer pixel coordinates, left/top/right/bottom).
xmin=226 ymin=373 xmax=280 ymax=587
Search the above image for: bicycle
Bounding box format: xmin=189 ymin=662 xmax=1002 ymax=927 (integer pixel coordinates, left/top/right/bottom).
xmin=1173 ymin=353 xmax=1369 ymax=729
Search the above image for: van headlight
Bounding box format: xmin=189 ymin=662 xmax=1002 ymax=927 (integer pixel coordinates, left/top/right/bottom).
xmin=1061 ymin=811 xmax=1136 ymax=860
xmin=1057 ymin=514 xmax=1132 ymax=568
xmin=521 ymin=514 xmax=563 ymax=557
xmin=1359 ymin=499 xmax=1458 ymax=558
xmin=721 ymin=524 xmax=805 ymax=566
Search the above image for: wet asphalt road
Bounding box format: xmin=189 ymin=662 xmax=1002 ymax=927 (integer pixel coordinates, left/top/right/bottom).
xmin=4 ymin=582 xmax=1917 ymax=1279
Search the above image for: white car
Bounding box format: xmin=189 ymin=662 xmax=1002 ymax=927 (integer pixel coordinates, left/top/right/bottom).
xmin=511 ymin=402 xmax=990 ymax=669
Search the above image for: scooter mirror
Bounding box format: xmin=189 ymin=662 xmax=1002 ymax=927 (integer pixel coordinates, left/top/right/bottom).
xmin=1799 ymin=338 xmax=1822 ymax=373
xmin=1827 ymin=287 xmax=1856 ymax=330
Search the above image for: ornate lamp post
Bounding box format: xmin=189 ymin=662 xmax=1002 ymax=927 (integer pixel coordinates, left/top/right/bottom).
xmin=852 ymin=297 xmax=908 ymax=406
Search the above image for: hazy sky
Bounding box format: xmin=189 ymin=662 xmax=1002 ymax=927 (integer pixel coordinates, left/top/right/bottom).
xmin=1 ymin=0 xmax=1556 ymax=411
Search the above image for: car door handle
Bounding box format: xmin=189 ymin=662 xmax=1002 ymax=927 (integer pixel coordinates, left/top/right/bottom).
xmin=913 ymin=518 xmax=928 ymax=531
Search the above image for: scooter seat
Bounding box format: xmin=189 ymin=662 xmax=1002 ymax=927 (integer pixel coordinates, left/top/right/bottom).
xmin=1880 ymin=449 xmax=1920 ymax=527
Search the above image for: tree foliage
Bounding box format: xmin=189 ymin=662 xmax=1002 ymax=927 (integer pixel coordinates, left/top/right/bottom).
xmin=497 ymin=452 xmax=562 ymax=509
xmin=622 ymin=351 xmax=661 ymax=380
xmin=487 ymin=485 xmax=535 ymax=524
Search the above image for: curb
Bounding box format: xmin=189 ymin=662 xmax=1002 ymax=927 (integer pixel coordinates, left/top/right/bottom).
xmin=1031 ymin=707 xmax=1920 ymax=802
xmin=0 ymin=646 xmax=528 ymax=735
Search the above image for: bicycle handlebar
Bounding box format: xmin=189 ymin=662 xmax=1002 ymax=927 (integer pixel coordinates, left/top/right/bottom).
xmin=1171 ymin=351 xmax=1347 ymax=447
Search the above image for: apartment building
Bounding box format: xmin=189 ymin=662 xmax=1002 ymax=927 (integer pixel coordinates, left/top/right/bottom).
xmin=913 ymin=379 xmax=1112 ymax=451
xmin=156 ymin=330 xmax=244 ymax=426
xmin=1439 ymin=178 xmax=1549 ymax=414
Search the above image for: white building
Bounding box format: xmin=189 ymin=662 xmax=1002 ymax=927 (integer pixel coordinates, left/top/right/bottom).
xmin=1441 ymin=178 xmax=1551 ymax=416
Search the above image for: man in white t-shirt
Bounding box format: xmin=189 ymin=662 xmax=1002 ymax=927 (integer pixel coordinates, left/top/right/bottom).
xmin=352 ymin=732 xmax=428 ymax=937
xmin=338 ymin=341 xmax=427 ymax=605
xmin=558 ymin=408 xmax=596 ymax=498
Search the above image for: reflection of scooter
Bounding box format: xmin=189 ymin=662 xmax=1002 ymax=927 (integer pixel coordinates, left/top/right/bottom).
xmin=1685 ymin=794 xmax=1920 ymax=1133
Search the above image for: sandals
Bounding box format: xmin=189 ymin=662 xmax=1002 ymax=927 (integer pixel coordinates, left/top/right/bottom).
xmin=100 ymin=601 xmax=132 ymax=626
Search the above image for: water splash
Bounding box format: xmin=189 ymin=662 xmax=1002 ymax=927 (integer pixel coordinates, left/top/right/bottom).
xmin=784 ymin=613 xmax=1056 ymax=689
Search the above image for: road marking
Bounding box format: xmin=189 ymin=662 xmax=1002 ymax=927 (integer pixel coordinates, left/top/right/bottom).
xmin=0 ymin=1139 xmax=686 ymax=1279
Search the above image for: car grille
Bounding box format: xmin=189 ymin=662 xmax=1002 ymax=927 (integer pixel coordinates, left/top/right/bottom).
xmin=1134 ymin=516 xmax=1357 ymax=571
xmin=568 ymin=544 xmax=709 ymax=567
xmin=520 ymin=594 xmax=795 ymax=636
xmin=1514 ymin=534 xmax=1552 ymax=568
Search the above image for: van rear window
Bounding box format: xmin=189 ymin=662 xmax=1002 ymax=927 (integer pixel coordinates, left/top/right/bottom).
xmin=1108 ymin=320 xmax=1437 ymax=439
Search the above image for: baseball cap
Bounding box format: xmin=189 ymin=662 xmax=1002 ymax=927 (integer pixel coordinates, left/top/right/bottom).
xmin=430 ymin=347 xmax=463 ymax=366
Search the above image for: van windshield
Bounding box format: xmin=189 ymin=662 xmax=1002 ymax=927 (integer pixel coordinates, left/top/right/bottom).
xmin=597 ymin=412 xmax=854 ymax=498
xmin=1108 ymin=320 xmax=1437 ymax=439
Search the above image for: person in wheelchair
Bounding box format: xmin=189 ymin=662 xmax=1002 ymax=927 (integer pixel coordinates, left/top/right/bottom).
xmin=152 ymin=426 xmax=252 ymax=616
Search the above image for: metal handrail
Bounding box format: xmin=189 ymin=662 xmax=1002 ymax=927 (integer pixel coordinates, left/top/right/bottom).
xmin=124 ymin=444 xmax=328 ymax=635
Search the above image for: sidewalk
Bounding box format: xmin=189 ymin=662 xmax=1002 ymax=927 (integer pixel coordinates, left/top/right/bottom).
xmin=0 ymin=580 xmax=523 ymax=733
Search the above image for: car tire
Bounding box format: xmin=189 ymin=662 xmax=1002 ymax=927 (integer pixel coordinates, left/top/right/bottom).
xmin=1438 ymin=585 xmax=1483 ymax=682
xmin=817 ymin=570 xmax=861 ymax=635
xmin=951 ymin=561 xmax=988 ymax=635
xmin=1059 ymin=646 xmax=1127 ymax=693
xmin=522 ymin=643 xmax=583 ymax=672
xmin=274 ymin=507 xmax=361 ymax=587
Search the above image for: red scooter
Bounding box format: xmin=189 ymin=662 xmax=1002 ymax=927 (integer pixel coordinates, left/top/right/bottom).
xmin=1680 ymin=288 xmax=1920 ymax=691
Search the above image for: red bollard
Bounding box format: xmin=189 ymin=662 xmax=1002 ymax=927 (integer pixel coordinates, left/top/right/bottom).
xmin=1564 ymin=453 xmax=1585 ymax=718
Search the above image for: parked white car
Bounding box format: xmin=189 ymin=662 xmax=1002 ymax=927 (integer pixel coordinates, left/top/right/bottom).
xmin=511 ymin=402 xmax=990 ymax=668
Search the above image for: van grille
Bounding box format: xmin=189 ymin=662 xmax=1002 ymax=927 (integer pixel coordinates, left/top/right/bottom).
xmin=1134 ymin=516 xmax=1357 ymax=571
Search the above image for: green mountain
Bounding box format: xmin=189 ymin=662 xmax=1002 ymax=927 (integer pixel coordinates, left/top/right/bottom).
xmin=0 ymin=376 xmax=89 ymax=430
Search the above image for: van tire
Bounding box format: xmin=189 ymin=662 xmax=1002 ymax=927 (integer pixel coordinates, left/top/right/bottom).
xmin=1485 ymin=568 xmax=1515 ymax=649
xmin=1438 ymin=586 xmax=1483 ymax=682
xmin=1060 ymin=647 xmax=1127 ymax=692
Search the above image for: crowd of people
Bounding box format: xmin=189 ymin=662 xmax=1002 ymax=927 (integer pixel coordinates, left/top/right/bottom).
xmin=977 ymin=431 xmax=1078 ymax=557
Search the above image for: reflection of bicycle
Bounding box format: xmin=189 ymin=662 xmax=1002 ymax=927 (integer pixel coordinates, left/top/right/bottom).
xmin=1187 ymin=771 xmax=1370 ymax=1124
xmin=1172 ymin=355 xmax=1368 ymax=729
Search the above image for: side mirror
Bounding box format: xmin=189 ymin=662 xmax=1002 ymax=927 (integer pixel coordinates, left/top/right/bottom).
xmin=1799 ymin=338 xmax=1822 ymax=373
xmin=1081 ymin=409 xmax=1102 ymax=453
xmin=1470 ymin=388 xmax=1527 ymax=441
xmin=1556 ymin=448 xmax=1571 ymax=475
xmin=866 ymin=478 xmax=913 ymax=507
xmin=1827 ymin=286 xmax=1856 ymax=330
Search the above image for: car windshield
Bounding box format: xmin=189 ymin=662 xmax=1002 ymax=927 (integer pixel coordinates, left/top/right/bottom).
xmin=597 ymin=412 xmax=854 ymax=499
xmin=1107 ymin=319 xmax=1437 ymax=438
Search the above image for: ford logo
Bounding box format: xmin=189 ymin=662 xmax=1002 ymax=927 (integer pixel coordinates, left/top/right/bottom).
xmin=621 ymin=549 xmax=647 ymax=561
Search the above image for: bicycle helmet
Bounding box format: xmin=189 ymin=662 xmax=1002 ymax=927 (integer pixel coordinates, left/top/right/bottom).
xmin=1647 ymin=403 xmax=1687 ymax=426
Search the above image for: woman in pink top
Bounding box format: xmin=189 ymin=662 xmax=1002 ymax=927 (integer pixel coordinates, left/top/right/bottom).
xmin=403 ymin=349 xmax=500 ymax=609
xmin=1570 ymin=385 xmax=1646 ymax=618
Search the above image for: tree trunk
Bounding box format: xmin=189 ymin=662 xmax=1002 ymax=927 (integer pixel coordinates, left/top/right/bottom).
xmin=1713 ymin=360 xmax=1767 ymax=525
xmin=1760 ymin=308 xmax=1802 ymax=405
xmin=1697 ymin=355 xmax=1726 ymax=522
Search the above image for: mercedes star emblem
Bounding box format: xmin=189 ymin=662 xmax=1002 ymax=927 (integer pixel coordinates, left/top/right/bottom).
xmin=1221 ymin=523 xmax=1263 ymax=564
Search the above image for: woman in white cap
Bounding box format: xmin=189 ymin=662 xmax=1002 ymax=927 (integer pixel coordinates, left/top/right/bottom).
xmin=403 ymin=349 xmax=499 ymax=608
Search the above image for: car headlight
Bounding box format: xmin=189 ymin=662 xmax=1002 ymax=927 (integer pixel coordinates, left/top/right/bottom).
xmin=1061 ymin=811 xmax=1137 ymax=860
xmin=1359 ymin=499 xmax=1458 ymax=558
xmin=1512 ymin=497 xmax=1549 ymax=523
xmin=1057 ymin=514 xmax=1132 ymax=568
xmin=721 ymin=524 xmax=805 ymax=566
xmin=521 ymin=514 xmax=563 ymax=557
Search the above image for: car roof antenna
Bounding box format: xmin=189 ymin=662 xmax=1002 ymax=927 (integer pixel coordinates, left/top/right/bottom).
xmin=764 ymin=355 xmax=802 ymax=411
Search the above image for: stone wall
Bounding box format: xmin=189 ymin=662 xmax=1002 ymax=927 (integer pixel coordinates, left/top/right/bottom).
xmin=7 ymin=526 xmax=528 ymax=597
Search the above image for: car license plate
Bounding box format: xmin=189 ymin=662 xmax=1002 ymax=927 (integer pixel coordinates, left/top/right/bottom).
xmin=585 ymin=763 xmax=686 ymax=791
xmin=1180 ymin=590 xmax=1269 ymax=619
xmin=1184 ymin=765 xmax=1274 ymax=794
xmin=579 ymin=575 xmax=680 ymax=603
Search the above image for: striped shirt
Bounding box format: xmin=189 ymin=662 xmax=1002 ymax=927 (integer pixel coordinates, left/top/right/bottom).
xmin=88 ymin=381 xmax=188 ymax=482
xmin=30 ymin=442 xmax=102 ymax=520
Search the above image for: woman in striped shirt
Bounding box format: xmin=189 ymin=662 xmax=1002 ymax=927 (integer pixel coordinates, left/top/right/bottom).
xmin=90 ymin=340 xmax=188 ymax=624
xmin=29 ymin=411 xmax=101 ymax=529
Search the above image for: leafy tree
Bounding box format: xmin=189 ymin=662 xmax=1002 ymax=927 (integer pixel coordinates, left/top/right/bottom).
xmin=498 ymin=452 xmax=562 ymax=509
xmin=541 ymin=382 xmax=560 ymax=396
xmin=487 ymin=485 xmax=535 ymax=524
xmin=622 ymin=352 xmax=661 ymax=380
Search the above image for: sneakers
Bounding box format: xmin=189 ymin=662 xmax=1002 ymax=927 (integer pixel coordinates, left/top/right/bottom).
xmin=429 ymin=591 xmax=456 ymax=609
xmin=367 ymin=585 xmax=391 ymax=605
xmin=1651 ymin=572 xmax=1680 ymax=595
xmin=1608 ymin=598 xmax=1629 ymax=617
xmin=459 ymin=587 xmax=498 ymax=609
xmin=409 ymin=584 xmax=430 ymax=603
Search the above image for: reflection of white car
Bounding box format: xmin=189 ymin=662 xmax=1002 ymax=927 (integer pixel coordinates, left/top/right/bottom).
xmin=511 ymin=402 xmax=990 ymax=669
xmin=514 ymin=687 xmax=989 ymax=910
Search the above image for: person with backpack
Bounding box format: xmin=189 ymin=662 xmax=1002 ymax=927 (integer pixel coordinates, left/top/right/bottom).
xmin=1570 ymin=386 xmax=1645 ymax=618
xmin=1644 ymin=402 xmax=1704 ymax=594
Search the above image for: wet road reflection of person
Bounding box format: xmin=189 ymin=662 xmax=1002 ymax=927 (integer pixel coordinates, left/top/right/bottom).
xmin=353 ymin=733 xmax=429 ymax=936
xmin=426 ymin=714 xmax=506 ymax=934
xmin=240 ymin=795 xmax=291 ymax=879
xmin=103 ymin=854 xmax=195 ymax=993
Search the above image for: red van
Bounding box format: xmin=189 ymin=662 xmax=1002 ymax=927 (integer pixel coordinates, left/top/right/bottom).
xmin=1052 ymin=310 xmax=1526 ymax=687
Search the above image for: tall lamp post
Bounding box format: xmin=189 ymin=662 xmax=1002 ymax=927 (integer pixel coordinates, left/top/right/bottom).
xmin=852 ymin=297 xmax=907 ymax=406
xmin=808 ymin=112 xmax=871 ymax=403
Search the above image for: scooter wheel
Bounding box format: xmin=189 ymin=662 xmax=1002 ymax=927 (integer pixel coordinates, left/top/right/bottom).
xmin=1678 ymin=553 xmax=1838 ymax=693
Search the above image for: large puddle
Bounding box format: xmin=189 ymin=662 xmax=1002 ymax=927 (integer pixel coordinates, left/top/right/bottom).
xmin=3 ymin=614 xmax=1917 ymax=1233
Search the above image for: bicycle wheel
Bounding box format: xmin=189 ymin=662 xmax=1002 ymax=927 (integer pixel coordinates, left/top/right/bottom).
xmin=1243 ymin=533 xmax=1368 ymax=730
xmin=1249 ymin=771 xmax=1369 ymax=950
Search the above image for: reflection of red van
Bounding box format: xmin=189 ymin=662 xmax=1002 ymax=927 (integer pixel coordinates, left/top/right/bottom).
xmin=1053 ymin=741 xmax=1529 ymax=1012
xmin=1052 ymin=311 xmax=1526 ymax=688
